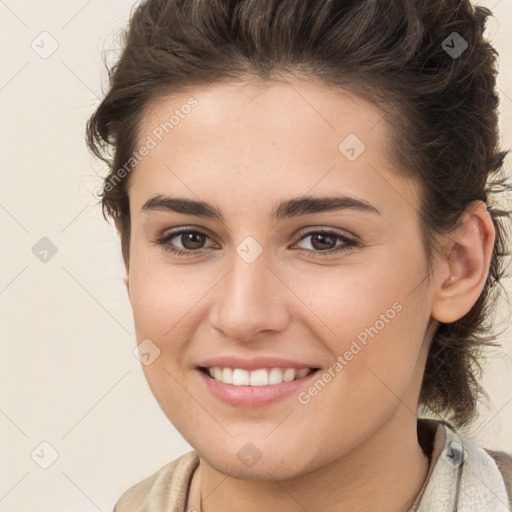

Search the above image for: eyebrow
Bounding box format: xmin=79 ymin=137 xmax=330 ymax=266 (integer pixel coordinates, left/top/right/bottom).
xmin=140 ymin=194 xmax=381 ymax=220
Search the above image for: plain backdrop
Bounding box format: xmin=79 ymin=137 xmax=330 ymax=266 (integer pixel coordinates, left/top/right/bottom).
xmin=0 ymin=0 xmax=511 ymax=510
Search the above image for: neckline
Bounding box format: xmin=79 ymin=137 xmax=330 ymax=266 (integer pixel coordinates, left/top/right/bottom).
xmin=408 ymin=418 xmax=448 ymax=511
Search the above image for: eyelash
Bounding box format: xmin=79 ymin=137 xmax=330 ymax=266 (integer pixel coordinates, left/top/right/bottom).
xmin=151 ymin=227 xmax=359 ymax=258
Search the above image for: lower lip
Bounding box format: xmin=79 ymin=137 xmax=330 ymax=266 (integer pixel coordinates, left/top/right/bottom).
xmin=196 ymin=368 xmax=319 ymax=407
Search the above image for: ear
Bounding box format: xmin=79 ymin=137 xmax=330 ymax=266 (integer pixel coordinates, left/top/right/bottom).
xmin=431 ymin=200 xmax=495 ymax=324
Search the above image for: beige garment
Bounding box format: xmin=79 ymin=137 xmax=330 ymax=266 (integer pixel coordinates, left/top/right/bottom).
xmin=113 ymin=419 xmax=512 ymax=512
xmin=411 ymin=420 xmax=511 ymax=511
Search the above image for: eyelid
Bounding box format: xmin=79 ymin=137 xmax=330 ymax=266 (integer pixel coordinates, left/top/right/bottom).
xmin=294 ymin=225 xmax=356 ymax=241
xmin=158 ymin=227 xmax=217 ymax=249
xmin=152 ymin=225 xmax=360 ymax=258
xmin=292 ymin=228 xmax=358 ymax=252
xmin=156 ymin=225 xmax=357 ymax=245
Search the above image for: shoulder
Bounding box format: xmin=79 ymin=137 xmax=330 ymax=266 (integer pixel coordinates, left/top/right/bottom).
xmin=485 ymin=448 xmax=512 ymax=508
xmin=113 ymin=451 xmax=200 ymax=512
xmin=414 ymin=419 xmax=512 ymax=511
xmin=441 ymin=422 xmax=512 ymax=510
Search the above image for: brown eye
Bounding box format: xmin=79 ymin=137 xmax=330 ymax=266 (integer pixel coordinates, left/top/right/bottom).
xmin=179 ymin=231 xmax=207 ymax=250
xmin=152 ymin=228 xmax=214 ymax=256
xmin=308 ymin=232 xmax=338 ymax=251
xmin=152 ymin=227 xmax=359 ymax=258
xmin=294 ymin=229 xmax=358 ymax=256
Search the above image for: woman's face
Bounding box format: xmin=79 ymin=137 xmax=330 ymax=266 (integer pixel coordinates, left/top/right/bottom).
xmin=125 ymin=80 xmax=438 ymax=479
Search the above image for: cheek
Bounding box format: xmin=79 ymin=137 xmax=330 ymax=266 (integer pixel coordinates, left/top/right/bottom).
xmin=289 ymin=249 xmax=428 ymax=394
xmin=291 ymin=249 xmax=425 ymax=337
xmin=128 ymin=254 xmax=208 ymax=341
xmin=286 ymin=266 xmax=428 ymax=459
xmin=128 ymin=265 xmax=200 ymax=425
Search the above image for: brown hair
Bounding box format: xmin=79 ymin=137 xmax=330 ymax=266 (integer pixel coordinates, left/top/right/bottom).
xmin=86 ymin=0 xmax=512 ymax=430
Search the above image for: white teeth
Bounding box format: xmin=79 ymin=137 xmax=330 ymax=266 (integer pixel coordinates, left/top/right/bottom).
xmin=222 ymin=367 xmax=233 ymax=384
xmin=283 ymin=368 xmax=295 ymax=382
xmin=232 ymin=369 xmax=250 ymax=386
xmin=268 ymin=368 xmax=283 ymax=385
xmin=296 ymin=368 xmax=310 ymax=379
xmin=249 ymin=368 xmax=268 ymax=386
xmin=206 ymin=367 xmax=314 ymax=386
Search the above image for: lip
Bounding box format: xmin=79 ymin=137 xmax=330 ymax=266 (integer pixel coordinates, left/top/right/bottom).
xmin=198 ymin=355 xmax=320 ymax=371
xmin=195 ymin=367 xmax=320 ymax=408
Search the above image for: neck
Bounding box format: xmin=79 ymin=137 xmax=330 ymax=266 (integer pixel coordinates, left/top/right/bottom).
xmin=190 ymin=412 xmax=430 ymax=512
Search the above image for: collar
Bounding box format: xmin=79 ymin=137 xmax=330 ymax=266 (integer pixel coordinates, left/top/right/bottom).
xmin=412 ymin=419 xmax=510 ymax=511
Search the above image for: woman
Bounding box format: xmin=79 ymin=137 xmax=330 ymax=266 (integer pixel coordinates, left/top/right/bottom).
xmin=86 ymin=0 xmax=512 ymax=510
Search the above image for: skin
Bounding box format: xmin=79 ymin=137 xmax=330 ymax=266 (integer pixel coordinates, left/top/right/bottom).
xmin=116 ymin=79 xmax=495 ymax=512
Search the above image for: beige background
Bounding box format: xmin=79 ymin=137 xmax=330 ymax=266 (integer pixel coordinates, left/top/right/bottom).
xmin=0 ymin=0 xmax=510 ymax=510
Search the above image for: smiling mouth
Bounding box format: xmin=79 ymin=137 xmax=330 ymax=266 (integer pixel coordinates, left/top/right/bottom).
xmin=198 ymin=366 xmax=320 ymax=386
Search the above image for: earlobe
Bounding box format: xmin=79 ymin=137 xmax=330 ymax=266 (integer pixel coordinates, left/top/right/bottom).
xmin=431 ymin=200 xmax=495 ymax=324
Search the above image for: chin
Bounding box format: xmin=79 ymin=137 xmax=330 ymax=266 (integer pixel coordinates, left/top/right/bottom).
xmin=194 ymin=437 xmax=316 ymax=481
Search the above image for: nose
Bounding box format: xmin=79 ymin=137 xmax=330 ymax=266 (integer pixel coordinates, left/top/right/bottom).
xmin=209 ymin=253 xmax=290 ymax=343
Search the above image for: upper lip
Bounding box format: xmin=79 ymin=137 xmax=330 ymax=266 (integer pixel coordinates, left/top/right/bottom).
xmin=198 ymin=356 xmax=320 ymax=371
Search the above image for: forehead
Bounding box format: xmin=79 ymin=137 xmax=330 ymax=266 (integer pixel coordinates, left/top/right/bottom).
xmin=128 ymin=80 xmax=420 ymax=217
xmin=137 ymin=79 xmax=388 ymax=149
